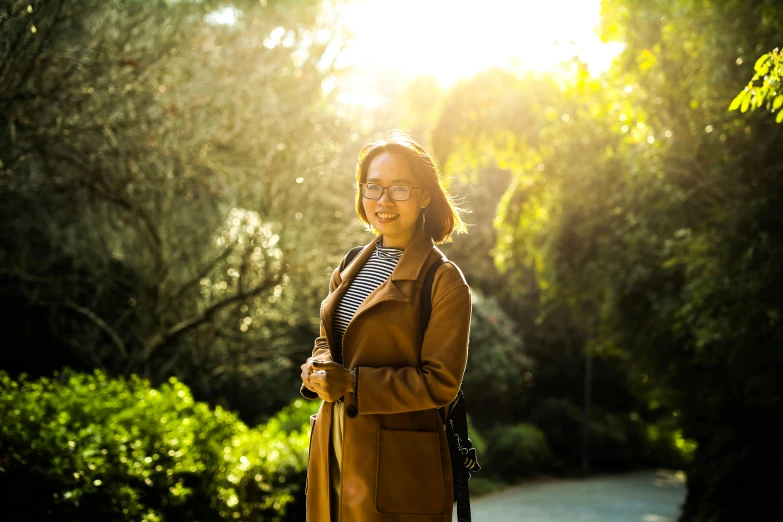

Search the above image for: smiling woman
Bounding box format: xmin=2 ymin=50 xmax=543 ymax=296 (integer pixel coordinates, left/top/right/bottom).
xmin=354 ymin=133 xmax=469 ymax=246
xmin=299 ymin=131 xmax=472 ymax=521
xmin=358 ymin=154 xmax=429 ymax=247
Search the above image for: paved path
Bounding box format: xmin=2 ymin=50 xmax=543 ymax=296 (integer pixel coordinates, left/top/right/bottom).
xmin=457 ymin=469 xmax=686 ymax=522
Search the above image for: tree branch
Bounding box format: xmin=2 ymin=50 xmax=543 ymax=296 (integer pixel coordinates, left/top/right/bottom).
xmin=63 ymin=297 xmax=128 ymax=359
xmin=142 ymin=274 xmax=281 ymax=362
xmin=159 ymin=242 xmax=236 ymax=313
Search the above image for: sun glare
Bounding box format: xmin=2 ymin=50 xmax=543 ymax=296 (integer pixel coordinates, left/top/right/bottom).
xmin=335 ymin=0 xmax=624 ymax=106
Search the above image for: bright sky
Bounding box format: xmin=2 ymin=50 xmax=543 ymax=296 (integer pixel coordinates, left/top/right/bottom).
xmin=336 ymin=0 xmax=624 ymax=80
xmin=333 ymin=0 xmax=624 ymax=105
xmin=205 ymin=0 xmax=625 ymax=107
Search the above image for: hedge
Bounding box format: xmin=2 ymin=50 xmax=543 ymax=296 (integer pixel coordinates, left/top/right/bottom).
xmin=484 ymin=423 xmax=551 ymax=481
xmin=0 ymin=370 xmax=315 ymax=522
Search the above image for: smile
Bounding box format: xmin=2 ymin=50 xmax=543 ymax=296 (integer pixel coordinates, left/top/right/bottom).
xmin=376 ymin=213 xmax=399 ymax=223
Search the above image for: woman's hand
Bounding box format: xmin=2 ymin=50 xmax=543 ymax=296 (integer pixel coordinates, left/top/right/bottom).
xmin=308 ymin=360 xmax=353 ymax=403
xmin=301 ymin=357 xmax=325 ymax=397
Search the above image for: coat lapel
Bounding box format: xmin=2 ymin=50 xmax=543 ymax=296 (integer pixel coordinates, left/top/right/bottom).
xmin=320 ymin=227 xmax=437 ymax=363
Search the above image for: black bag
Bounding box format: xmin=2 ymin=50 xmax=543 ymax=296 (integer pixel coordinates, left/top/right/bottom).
xmin=344 ymin=246 xmax=481 ymax=522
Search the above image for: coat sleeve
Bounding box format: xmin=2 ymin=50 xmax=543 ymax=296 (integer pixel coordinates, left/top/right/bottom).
xmin=355 ymin=265 xmax=472 ymax=414
xmin=300 ymin=257 xmax=345 ymax=400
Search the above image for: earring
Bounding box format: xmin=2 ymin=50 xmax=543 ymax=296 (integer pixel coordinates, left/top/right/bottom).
xmin=421 ymin=207 xmax=428 ymax=232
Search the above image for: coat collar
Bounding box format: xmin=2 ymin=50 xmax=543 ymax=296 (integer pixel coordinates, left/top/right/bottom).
xmin=339 ymin=226 xmax=436 ymax=283
xmin=325 ymin=227 xmax=438 ymax=361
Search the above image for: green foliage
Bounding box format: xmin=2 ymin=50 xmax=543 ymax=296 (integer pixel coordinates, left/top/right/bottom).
xmin=0 ymin=0 xmax=357 ymax=426
xmin=263 ymin=398 xmax=320 ymax=435
xmin=465 ymin=413 xmax=487 ymax=458
xmin=586 ymin=411 xmax=645 ymax=471
xmin=461 ymin=289 xmax=533 ymax=426
xmin=527 ymin=398 xmax=583 ymax=473
xmin=529 ymin=398 xmax=678 ymax=474
xmin=433 ymin=0 xmax=783 ymax=518
xmin=643 ymin=415 xmax=696 ymax=471
xmin=0 ymin=370 xmax=310 ymax=521
xmin=484 ymin=423 xmax=551 ymax=481
xmin=730 ymin=48 xmax=783 ymax=122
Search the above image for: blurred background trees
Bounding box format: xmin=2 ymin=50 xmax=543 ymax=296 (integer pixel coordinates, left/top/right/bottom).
xmin=1 ymin=0 xmax=780 ymax=520
xmin=0 ymin=0 xmax=360 ymax=423
xmin=428 ymin=0 xmax=782 ymax=519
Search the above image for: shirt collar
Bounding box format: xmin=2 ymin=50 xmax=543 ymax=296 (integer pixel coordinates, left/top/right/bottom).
xmin=339 ymin=227 xmax=435 ymax=282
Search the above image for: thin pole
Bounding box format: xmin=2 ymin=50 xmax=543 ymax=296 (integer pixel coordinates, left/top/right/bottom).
xmin=582 ymin=344 xmax=592 ymax=475
xmin=581 ymin=313 xmax=596 ymax=475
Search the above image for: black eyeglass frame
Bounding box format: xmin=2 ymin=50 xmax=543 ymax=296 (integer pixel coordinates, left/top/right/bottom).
xmin=355 ymin=182 xmax=423 ymax=201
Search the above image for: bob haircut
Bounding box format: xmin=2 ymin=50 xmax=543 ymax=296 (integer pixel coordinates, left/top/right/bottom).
xmin=354 ymin=131 xmax=469 ymax=244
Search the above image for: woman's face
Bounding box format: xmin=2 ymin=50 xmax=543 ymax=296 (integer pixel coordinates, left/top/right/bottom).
xmin=362 ymin=152 xmax=430 ymax=248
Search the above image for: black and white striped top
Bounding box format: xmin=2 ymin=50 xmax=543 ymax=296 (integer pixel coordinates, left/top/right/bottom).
xmin=332 ymin=241 xmax=404 ymax=364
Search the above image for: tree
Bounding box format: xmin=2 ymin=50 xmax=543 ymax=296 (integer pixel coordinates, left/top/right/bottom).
xmin=432 ymin=0 xmax=783 ymax=517
xmin=431 ymin=66 xmax=648 ymax=433
xmin=0 ymin=0 xmax=357 ymax=423
xmin=729 ymin=48 xmax=783 ymax=122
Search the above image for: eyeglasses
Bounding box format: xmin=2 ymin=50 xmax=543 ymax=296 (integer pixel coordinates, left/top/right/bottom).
xmin=357 ymin=182 xmax=422 ymax=201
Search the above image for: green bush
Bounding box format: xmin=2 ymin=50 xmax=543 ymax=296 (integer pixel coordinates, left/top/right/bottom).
xmin=587 ymin=410 xmax=644 ymax=470
xmin=643 ymin=415 xmax=695 ymax=471
xmin=530 ymin=397 xmax=654 ymax=473
xmin=265 ymin=398 xmax=320 ymax=435
xmin=262 ymin=398 xmax=321 ymax=522
xmin=0 ymin=370 xmax=309 ymax=522
xmin=484 ymin=423 xmax=551 ymax=481
xmin=465 ymin=413 xmax=487 ymax=458
xmin=529 ymin=397 xmax=583 ymax=472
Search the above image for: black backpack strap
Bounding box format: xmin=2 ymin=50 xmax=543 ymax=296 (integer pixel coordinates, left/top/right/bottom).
xmin=344 ymin=246 xmax=364 ymax=268
xmin=419 ymin=255 xmax=447 ymax=344
xmin=449 ymin=389 xmax=478 ymax=522
xmin=420 ymin=255 xmax=479 ymax=521
xmin=421 ymin=257 xmax=457 ymax=422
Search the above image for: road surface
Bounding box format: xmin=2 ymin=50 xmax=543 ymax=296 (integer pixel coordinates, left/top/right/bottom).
xmin=457 ymin=469 xmax=686 ymax=522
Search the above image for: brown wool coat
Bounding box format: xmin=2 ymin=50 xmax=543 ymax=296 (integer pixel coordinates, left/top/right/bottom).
xmin=300 ymin=226 xmax=472 ymax=522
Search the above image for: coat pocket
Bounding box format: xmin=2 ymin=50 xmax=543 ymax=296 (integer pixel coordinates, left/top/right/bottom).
xmin=375 ymin=428 xmax=447 ymax=516
xmin=305 ymin=413 xmax=317 ymax=496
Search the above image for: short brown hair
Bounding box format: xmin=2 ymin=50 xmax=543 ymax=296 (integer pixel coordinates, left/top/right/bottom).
xmin=354 ymin=131 xmax=469 ymax=244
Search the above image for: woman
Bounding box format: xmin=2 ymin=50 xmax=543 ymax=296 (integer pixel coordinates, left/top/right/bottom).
xmin=299 ymin=132 xmax=471 ymax=522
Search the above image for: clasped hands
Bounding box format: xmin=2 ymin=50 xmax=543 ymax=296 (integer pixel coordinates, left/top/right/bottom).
xmin=300 ymin=357 xmax=354 ymax=402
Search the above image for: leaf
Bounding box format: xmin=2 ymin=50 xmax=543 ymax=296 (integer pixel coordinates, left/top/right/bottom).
xmin=637 ymin=49 xmax=656 ymax=71
xmin=773 ymin=95 xmax=783 ymax=111
xmin=729 ymin=91 xmax=745 ymax=111
xmin=776 ymin=110 xmax=783 ymax=123
xmin=754 ymin=53 xmax=770 ymax=71
xmin=755 ymin=85 xmax=769 ymax=108
xmin=741 ymin=92 xmax=751 ymax=113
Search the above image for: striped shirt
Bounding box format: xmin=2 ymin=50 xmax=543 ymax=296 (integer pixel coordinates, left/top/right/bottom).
xmin=332 ymin=241 xmax=404 ymax=364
